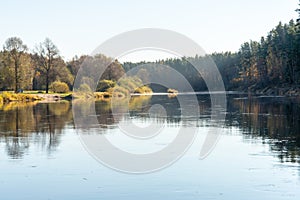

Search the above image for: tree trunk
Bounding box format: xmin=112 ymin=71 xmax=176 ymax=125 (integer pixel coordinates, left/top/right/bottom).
xmin=14 ymin=60 xmax=19 ymax=93
xmin=46 ymin=71 xmax=49 ymax=93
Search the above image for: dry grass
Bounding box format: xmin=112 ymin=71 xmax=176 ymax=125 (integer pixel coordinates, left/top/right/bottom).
xmin=0 ymin=92 xmax=42 ymax=103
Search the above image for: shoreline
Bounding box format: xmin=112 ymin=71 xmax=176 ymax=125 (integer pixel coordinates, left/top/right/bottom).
xmin=250 ymin=86 xmax=300 ymax=97
xmin=1 ymin=87 xmax=299 ymax=105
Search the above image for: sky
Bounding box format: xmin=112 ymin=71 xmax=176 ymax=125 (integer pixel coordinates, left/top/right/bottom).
xmin=0 ymin=0 xmax=299 ymax=62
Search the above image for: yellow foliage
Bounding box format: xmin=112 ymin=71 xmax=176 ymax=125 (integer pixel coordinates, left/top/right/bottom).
xmin=49 ymin=81 xmax=70 ymax=93
xmin=1 ymin=102 xmax=38 ymax=111
xmin=0 ymin=92 xmax=42 ymax=103
xmin=167 ymin=88 xmax=178 ymax=94
xmin=134 ymin=86 xmax=153 ymax=94
xmin=94 ymin=92 xmax=112 ymax=101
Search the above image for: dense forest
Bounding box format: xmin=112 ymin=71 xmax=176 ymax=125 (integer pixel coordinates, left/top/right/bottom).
xmin=124 ymin=18 xmax=300 ymax=93
xmin=0 ymin=3 xmax=299 ymax=94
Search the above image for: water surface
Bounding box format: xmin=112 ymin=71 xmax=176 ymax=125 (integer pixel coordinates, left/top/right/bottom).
xmin=0 ymin=94 xmax=299 ymax=199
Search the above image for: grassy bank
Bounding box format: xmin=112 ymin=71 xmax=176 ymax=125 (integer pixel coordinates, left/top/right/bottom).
xmin=72 ymin=81 xmax=153 ymax=101
xmin=62 ymin=91 xmax=125 ymax=101
xmin=0 ymin=92 xmax=43 ymax=104
xmin=0 ymin=83 xmax=153 ymax=105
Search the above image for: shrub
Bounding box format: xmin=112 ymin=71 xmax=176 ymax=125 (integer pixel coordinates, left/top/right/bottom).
xmin=134 ymin=86 xmax=153 ymax=94
xmin=78 ymin=83 xmax=92 ymax=92
xmin=96 ymin=80 xmax=116 ymax=92
xmin=118 ymin=76 xmax=144 ymax=93
xmin=107 ymin=86 xmax=129 ymax=97
xmin=94 ymin=92 xmax=112 ymax=101
xmin=167 ymin=88 xmax=178 ymax=93
xmin=49 ymin=81 xmax=70 ymax=93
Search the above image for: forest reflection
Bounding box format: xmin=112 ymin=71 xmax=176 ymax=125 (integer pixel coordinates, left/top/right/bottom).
xmin=0 ymin=101 xmax=73 ymax=159
xmin=0 ymin=95 xmax=299 ymax=165
xmin=227 ymin=96 xmax=300 ymax=164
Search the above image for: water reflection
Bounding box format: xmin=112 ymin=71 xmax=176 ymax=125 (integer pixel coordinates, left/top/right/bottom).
xmin=226 ymin=96 xmax=300 ymax=164
xmin=0 ymin=95 xmax=299 ymax=166
xmin=0 ymin=101 xmax=73 ymax=158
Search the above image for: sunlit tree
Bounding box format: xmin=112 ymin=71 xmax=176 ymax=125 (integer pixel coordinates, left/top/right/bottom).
xmin=35 ymin=38 xmax=60 ymax=93
xmin=3 ymin=37 xmax=28 ymax=92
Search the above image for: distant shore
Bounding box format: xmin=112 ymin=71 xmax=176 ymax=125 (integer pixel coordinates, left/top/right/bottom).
xmin=1 ymin=86 xmax=299 ymax=105
xmin=246 ymin=85 xmax=300 ymax=97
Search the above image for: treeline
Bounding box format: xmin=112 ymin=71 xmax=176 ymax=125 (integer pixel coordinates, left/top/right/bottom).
xmin=123 ymin=4 xmax=300 ymax=92
xmin=0 ymin=37 xmax=147 ymax=95
xmin=215 ymin=19 xmax=300 ymax=90
xmin=123 ymin=19 xmax=300 ymax=92
xmin=0 ymin=102 xmax=72 ymax=158
xmin=1 ymin=4 xmax=299 ymax=93
xmin=0 ymin=38 xmax=126 ymax=93
xmin=0 ymin=38 xmax=73 ymax=93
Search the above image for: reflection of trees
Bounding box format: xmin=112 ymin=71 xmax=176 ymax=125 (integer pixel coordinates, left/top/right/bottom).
xmin=75 ymin=95 xmax=184 ymax=132
xmin=96 ymin=96 xmax=153 ymax=128
xmin=0 ymin=101 xmax=72 ymax=159
xmin=72 ymin=99 xmax=122 ymax=130
xmin=34 ymin=102 xmax=72 ymax=151
xmin=2 ymin=95 xmax=298 ymax=165
xmin=138 ymin=95 xmax=182 ymax=124
xmin=228 ymin=96 xmax=300 ymax=163
xmin=5 ymin=137 xmax=29 ymax=159
xmin=97 ymin=99 xmax=127 ymax=128
xmin=93 ymin=95 xmax=212 ymax=129
xmin=127 ymin=95 xmax=183 ymax=124
xmin=89 ymin=95 xmax=300 ymax=165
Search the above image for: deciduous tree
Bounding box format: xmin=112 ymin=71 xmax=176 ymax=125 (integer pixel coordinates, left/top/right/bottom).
xmin=3 ymin=37 xmax=28 ymax=92
xmin=35 ymin=38 xmax=60 ymax=93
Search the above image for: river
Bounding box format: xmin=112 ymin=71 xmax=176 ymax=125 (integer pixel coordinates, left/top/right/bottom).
xmin=0 ymin=93 xmax=299 ymax=199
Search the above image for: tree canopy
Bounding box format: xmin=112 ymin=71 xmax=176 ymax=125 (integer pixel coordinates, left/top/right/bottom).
xmin=0 ymin=3 xmax=299 ymax=93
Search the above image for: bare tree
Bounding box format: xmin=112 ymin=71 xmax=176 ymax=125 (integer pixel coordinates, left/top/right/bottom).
xmin=36 ymin=38 xmax=59 ymax=93
xmin=3 ymin=37 xmax=28 ymax=92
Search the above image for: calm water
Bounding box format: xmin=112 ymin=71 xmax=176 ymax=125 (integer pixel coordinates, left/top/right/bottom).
xmin=0 ymin=94 xmax=300 ymax=200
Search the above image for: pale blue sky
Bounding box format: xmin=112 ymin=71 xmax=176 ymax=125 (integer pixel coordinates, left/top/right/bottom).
xmin=0 ymin=0 xmax=298 ymax=61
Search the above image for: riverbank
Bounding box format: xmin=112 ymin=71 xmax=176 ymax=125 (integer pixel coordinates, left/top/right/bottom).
xmin=0 ymin=90 xmax=153 ymax=105
xmin=248 ymin=85 xmax=300 ymax=96
xmin=0 ymin=92 xmax=43 ymax=104
xmin=1 ymin=86 xmax=299 ymax=106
